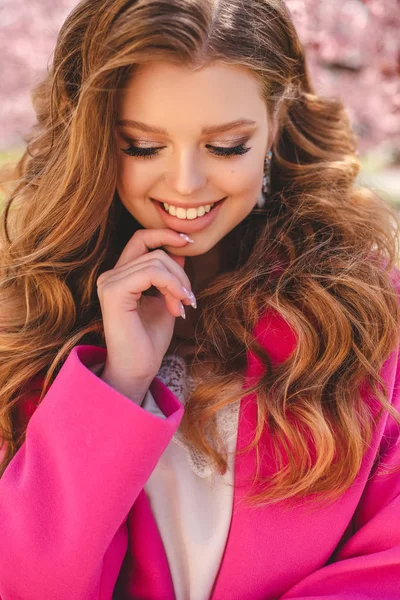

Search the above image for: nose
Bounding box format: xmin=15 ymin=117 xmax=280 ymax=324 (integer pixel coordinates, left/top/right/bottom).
xmin=165 ymin=149 xmax=207 ymax=197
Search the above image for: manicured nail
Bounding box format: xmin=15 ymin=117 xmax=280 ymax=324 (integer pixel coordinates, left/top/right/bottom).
xmin=180 ymin=302 xmax=186 ymax=319
xmin=182 ymin=287 xmax=197 ymax=308
xmin=179 ymin=233 xmax=195 ymax=243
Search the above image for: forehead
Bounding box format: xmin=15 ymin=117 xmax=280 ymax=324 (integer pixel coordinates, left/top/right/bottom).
xmin=117 ymin=60 xmax=268 ymax=135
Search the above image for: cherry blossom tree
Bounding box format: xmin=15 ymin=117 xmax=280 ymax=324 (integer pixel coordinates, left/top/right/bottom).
xmin=0 ymin=0 xmax=399 ymax=162
xmin=286 ymin=0 xmax=400 ymax=160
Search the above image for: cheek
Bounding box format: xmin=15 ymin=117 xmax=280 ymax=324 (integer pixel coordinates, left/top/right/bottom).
xmin=117 ymin=159 xmax=155 ymax=198
xmin=226 ymin=161 xmax=263 ymax=196
xmin=116 ymin=157 xmax=131 ymax=193
xmin=224 ymin=166 xmax=262 ymax=216
xmin=117 ymin=159 xmax=137 ymax=194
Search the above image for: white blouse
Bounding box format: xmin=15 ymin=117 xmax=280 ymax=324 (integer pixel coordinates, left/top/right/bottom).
xmin=91 ymin=354 xmax=240 ymax=600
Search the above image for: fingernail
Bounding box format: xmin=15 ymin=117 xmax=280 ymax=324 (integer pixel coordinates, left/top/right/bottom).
xmin=182 ymin=287 xmax=197 ymax=308
xmin=180 ymin=302 xmax=186 ymax=319
xmin=179 ymin=233 xmax=195 ymax=243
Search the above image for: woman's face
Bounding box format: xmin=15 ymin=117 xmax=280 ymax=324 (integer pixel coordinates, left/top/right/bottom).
xmin=115 ymin=60 xmax=272 ymax=256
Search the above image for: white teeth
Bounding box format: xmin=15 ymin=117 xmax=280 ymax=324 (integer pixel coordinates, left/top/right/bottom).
xmin=162 ymin=202 xmax=215 ymax=219
xmin=194 ymin=206 xmax=205 ymax=217
xmin=176 ymin=207 xmax=186 ymax=219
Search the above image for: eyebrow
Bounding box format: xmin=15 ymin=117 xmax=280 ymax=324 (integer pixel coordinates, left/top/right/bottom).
xmin=116 ymin=118 xmax=257 ymax=136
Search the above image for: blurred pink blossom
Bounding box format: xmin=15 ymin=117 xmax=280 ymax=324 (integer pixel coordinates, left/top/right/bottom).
xmin=285 ymin=0 xmax=400 ymax=158
xmin=0 ymin=0 xmax=399 ymax=160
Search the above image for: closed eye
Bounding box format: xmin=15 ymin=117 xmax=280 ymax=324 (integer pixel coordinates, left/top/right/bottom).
xmin=121 ymin=142 xmax=252 ymax=160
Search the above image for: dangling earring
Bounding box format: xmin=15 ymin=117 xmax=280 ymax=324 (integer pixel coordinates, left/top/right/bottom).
xmin=256 ymin=150 xmax=272 ymax=208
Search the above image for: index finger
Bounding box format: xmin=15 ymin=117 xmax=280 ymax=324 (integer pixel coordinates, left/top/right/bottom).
xmin=114 ymin=228 xmax=192 ymax=269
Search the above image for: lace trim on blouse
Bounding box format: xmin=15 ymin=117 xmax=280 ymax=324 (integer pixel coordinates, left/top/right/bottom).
xmin=157 ymin=354 xmax=240 ymax=478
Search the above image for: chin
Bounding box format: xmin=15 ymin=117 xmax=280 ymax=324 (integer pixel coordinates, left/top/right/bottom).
xmin=171 ymin=235 xmax=219 ymax=255
xmin=162 ymin=242 xmax=201 ymax=256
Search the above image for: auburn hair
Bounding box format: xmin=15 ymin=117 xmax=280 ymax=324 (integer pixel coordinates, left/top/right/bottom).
xmin=1 ymin=0 xmax=400 ymax=507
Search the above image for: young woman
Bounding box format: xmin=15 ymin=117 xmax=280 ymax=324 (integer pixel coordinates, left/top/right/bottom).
xmin=1 ymin=0 xmax=400 ymax=598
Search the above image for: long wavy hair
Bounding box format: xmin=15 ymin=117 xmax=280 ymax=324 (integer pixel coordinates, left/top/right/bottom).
xmin=1 ymin=0 xmax=400 ymax=507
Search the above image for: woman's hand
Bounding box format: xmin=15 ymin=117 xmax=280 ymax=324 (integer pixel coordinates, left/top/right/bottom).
xmin=96 ymin=228 xmax=196 ymax=404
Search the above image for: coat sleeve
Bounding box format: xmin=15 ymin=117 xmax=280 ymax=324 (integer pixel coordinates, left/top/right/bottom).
xmin=0 ymin=344 xmax=184 ymax=600
xmin=279 ymin=350 xmax=400 ymax=600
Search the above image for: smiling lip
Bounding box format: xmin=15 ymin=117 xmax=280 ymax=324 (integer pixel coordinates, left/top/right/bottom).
xmin=151 ymin=197 xmax=227 ymax=234
xmin=151 ymin=197 xmax=225 ymax=209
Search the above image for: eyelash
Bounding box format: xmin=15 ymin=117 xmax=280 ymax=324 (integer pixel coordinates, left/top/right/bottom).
xmin=120 ymin=142 xmax=251 ymax=160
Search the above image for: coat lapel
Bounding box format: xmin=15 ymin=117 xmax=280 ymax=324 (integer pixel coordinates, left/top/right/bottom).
xmin=210 ymin=307 xmax=301 ymax=599
xmin=210 ymin=309 xmax=398 ymax=599
xmin=115 ymin=488 xmax=176 ymax=599
xmin=118 ymin=307 xmax=298 ymax=599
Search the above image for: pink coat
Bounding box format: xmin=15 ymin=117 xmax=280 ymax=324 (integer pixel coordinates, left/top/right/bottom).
xmin=1 ymin=273 xmax=400 ymax=599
